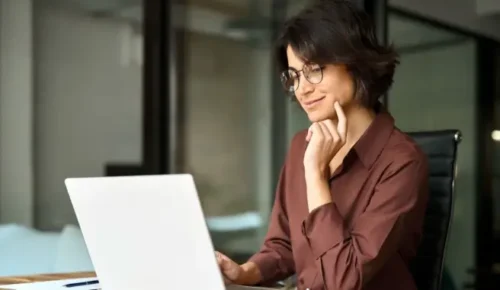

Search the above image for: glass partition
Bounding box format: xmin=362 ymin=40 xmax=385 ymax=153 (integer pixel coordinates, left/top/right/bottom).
xmin=173 ymin=0 xmax=278 ymax=259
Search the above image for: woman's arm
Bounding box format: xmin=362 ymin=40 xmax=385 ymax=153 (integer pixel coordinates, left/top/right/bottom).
xmin=302 ymin=150 xmax=428 ymax=289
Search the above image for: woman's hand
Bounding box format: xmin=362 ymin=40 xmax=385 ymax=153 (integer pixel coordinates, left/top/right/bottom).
xmin=303 ymin=102 xmax=347 ymax=179
xmin=215 ymin=251 xmax=262 ymax=286
xmin=215 ymin=251 xmax=242 ymax=285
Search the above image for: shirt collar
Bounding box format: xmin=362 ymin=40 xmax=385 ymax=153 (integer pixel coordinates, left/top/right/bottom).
xmin=353 ymin=103 xmax=395 ymax=169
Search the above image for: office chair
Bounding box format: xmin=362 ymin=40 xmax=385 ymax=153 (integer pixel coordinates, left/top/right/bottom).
xmin=407 ymin=130 xmax=461 ymax=290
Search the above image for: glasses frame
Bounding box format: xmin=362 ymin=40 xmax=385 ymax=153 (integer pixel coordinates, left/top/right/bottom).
xmin=280 ymin=63 xmax=325 ymax=94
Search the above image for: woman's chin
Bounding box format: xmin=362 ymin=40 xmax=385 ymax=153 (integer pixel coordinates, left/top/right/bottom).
xmin=307 ymin=110 xmax=336 ymax=123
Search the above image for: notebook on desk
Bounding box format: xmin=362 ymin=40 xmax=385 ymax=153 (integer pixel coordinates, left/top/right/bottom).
xmin=64 ymin=174 xmax=280 ymax=290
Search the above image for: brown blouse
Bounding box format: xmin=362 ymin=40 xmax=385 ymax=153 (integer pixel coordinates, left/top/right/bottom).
xmin=248 ymin=110 xmax=429 ymax=290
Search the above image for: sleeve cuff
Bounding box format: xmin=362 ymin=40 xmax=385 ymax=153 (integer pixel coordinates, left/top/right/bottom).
xmin=301 ymin=202 xmax=350 ymax=259
xmin=247 ymin=252 xmax=281 ymax=284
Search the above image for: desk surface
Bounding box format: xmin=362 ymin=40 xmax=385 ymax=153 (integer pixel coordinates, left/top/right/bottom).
xmin=0 ymin=272 xmax=95 ymax=286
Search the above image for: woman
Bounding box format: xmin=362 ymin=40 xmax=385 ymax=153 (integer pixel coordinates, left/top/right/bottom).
xmin=216 ymin=1 xmax=429 ymax=289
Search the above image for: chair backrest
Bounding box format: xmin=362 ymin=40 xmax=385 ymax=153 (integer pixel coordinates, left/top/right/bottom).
xmin=407 ymin=130 xmax=461 ymax=290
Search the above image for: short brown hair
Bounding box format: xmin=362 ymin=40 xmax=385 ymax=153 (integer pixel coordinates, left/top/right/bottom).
xmin=275 ymin=0 xmax=399 ymax=108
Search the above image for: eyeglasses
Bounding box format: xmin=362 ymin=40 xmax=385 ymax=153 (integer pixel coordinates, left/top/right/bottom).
xmin=280 ymin=63 xmax=324 ymax=93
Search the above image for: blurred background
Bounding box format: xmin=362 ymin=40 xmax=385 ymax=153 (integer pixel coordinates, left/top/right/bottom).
xmin=0 ymin=0 xmax=499 ymax=289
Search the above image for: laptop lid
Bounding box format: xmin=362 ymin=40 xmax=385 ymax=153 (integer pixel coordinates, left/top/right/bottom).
xmin=65 ymin=174 xmax=226 ymax=290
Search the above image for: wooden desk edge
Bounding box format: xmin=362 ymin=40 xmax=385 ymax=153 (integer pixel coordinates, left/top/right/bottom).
xmin=0 ymin=272 xmax=96 ymax=289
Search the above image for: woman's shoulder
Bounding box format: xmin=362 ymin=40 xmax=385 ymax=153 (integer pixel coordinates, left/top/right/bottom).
xmin=287 ymin=128 xmax=309 ymax=157
xmin=381 ymin=128 xmax=428 ymax=168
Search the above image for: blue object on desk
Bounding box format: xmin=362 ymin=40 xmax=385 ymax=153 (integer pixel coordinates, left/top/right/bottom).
xmin=64 ymin=279 xmax=99 ymax=287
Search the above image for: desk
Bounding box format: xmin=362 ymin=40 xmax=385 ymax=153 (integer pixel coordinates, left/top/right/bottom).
xmin=0 ymin=272 xmax=292 ymax=290
xmin=0 ymin=272 xmax=95 ymax=287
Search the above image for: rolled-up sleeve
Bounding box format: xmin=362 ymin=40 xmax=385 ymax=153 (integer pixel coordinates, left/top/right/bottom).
xmin=301 ymin=152 xmax=428 ymax=289
xmin=248 ymin=164 xmax=295 ymax=284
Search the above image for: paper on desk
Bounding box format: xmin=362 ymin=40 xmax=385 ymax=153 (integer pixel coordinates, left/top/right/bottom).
xmin=0 ymin=278 xmax=100 ymax=290
xmin=227 ymin=285 xmax=288 ymax=290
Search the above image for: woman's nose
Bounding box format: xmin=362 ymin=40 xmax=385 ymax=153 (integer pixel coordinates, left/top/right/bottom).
xmin=297 ymin=74 xmax=314 ymax=96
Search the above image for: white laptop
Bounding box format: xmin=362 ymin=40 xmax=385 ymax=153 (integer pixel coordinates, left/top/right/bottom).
xmin=64 ymin=174 xmax=277 ymax=290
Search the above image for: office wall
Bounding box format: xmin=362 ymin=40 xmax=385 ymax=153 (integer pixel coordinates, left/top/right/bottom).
xmin=1 ymin=1 xmax=143 ymax=229
xmin=389 ymin=40 xmax=477 ymax=288
xmin=33 ymin=4 xmax=143 ymax=230
xmin=0 ymin=0 xmax=35 ymax=226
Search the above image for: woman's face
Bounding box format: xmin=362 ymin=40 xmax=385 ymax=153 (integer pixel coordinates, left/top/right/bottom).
xmin=286 ymin=45 xmax=356 ymax=122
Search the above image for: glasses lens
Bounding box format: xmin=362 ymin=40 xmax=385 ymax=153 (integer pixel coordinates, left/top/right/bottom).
xmin=304 ymin=64 xmax=322 ymax=84
xmin=280 ymin=70 xmax=298 ymax=93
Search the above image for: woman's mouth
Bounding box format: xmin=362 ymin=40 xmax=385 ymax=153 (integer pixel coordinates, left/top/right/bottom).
xmin=303 ymin=96 xmax=326 ymax=109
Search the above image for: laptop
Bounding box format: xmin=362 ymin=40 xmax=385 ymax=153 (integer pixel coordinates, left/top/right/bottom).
xmin=65 ymin=174 xmax=277 ymax=290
